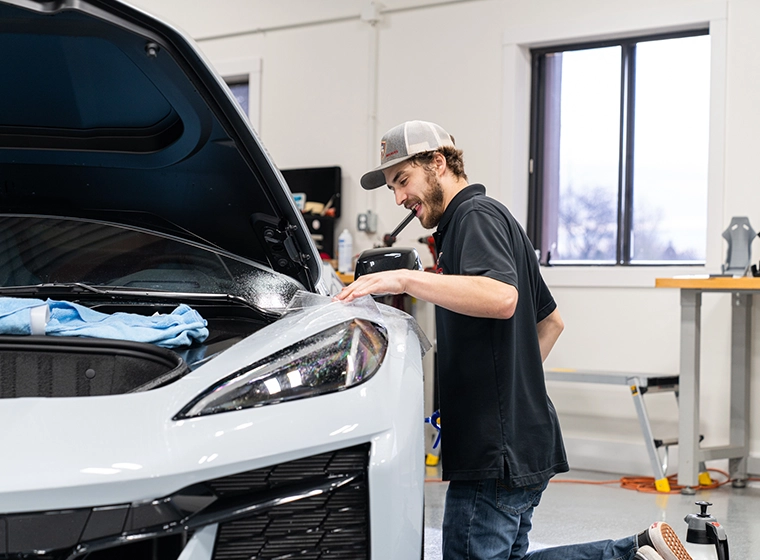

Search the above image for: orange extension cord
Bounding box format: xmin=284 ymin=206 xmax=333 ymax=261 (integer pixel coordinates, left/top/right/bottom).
xmin=549 ymin=468 xmax=760 ymax=494
xmin=425 ymin=469 xmax=760 ymax=494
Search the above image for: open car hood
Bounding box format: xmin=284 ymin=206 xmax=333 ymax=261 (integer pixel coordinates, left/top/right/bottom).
xmin=0 ymin=0 xmax=320 ymax=290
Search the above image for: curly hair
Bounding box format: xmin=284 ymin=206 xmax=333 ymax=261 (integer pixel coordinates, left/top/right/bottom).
xmin=408 ymin=145 xmax=468 ymax=182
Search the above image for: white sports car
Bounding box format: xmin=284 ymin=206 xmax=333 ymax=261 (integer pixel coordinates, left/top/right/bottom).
xmin=0 ymin=1 xmax=427 ymax=558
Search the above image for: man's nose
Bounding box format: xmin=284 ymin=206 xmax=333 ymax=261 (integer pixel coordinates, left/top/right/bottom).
xmin=394 ymin=189 xmax=406 ymax=206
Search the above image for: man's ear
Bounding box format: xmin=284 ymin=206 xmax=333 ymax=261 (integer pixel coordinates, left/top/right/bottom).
xmin=433 ymin=151 xmax=447 ymax=176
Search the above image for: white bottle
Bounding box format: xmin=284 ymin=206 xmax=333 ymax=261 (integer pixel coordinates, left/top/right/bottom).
xmin=337 ymin=228 xmax=353 ymax=274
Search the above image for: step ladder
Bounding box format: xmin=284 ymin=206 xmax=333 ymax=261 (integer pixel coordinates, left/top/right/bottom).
xmin=545 ymin=368 xmax=683 ymax=492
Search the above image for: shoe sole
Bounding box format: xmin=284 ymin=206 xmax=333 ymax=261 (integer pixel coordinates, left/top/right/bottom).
xmin=635 ymin=545 xmax=664 ymax=560
xmin=649 ymin=523 xmax=693 ymax=560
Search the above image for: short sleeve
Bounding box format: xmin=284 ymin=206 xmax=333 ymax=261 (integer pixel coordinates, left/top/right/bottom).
xmin=535 ymin=275 xmax=556 ymax=322
xmin=457 ymin=208 xmax=518 ymax=288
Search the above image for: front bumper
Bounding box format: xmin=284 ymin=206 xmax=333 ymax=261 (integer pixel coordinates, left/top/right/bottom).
xmin=1 ymin=445 xmax=370 ymax=559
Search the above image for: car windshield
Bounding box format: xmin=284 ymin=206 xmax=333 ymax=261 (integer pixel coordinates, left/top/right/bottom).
xmin=0 ymin=215 xmax=303 ymax=312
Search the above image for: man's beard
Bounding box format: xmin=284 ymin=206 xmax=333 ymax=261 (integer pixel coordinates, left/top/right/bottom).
xmin=418 ymin=173 xmax=445 ymax=229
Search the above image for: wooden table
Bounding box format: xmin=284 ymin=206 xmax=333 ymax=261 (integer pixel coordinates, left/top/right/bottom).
xmin=655 ymin=276 xmax=759 ymax=492
xmin=336 ymin=271 xmax=354 ymax=285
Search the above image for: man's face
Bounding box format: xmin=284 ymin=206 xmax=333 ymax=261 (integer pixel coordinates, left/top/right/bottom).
xmin=383 ymin=159 xmax=445 ymax=229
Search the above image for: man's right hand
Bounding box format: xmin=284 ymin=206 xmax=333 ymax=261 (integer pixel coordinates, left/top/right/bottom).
xmin=333 ymin=270 xmax=410 ymax=303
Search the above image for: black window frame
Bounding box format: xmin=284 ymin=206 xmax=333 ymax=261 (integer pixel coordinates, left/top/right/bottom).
xmin=527 ymin=27 xmax=710 ymax=266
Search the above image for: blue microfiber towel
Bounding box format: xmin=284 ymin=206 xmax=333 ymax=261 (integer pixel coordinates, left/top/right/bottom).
xmin=0 ymin=297 xmax=209 ymax=348
xmin=0 ymin=297 xmax=48 ymax=335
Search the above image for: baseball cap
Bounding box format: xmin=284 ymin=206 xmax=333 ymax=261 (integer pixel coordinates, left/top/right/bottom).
xmin=360 ymin=120 xmax=455 ymax=190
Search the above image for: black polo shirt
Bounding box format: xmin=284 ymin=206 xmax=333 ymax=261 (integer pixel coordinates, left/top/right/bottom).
xmin=433 ymin=184 xmax=569 ymax=486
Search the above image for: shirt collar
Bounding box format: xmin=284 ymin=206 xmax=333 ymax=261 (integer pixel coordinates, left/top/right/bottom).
xmin=436 ymin=183 xmax=486 ymax=234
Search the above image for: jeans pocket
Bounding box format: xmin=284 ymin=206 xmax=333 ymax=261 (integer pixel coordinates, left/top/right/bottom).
xmin=494 ymin=480 xmax=546 ymax=515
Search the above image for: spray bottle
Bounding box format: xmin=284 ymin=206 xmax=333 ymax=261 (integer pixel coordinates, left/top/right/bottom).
xmin=337 ymin=228 xmax=353 ymax=274
xmin=683 ymin=501 xmax=729 ymax=560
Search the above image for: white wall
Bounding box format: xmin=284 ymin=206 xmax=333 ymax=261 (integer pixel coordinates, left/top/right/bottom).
xmin=130 ymin=0 xmax=760 ymax=476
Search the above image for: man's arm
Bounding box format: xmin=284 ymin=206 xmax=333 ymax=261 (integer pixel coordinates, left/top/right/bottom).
xmin=334 ymin=269 xmax=518 ymax=320
xmin=536 ymin=308 xmax=563 ymax=362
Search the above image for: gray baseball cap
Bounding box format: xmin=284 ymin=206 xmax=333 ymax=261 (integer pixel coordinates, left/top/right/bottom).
xmin=360 ymin=120 xmax=455 ymax=190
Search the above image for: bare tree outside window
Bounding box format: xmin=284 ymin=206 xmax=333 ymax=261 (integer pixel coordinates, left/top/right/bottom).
xmin=528 ymin=31 xmax=710 ymax=266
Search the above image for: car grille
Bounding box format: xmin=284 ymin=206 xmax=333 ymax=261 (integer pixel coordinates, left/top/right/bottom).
xmin=0 ymin=444 xmax=370 ymax=560
xmin=210 ymin=445 xmax=370 ymax=560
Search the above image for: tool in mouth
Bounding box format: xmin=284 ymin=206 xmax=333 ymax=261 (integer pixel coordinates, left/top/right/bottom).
xmin=390 ymin=207 xmax=417 ymax=238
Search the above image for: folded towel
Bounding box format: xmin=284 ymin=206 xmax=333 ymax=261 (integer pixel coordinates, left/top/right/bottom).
xmin=0 ymin=298 xmax=48 ymax=335
xmin=0 ymin=297 xmax=208 ymax=348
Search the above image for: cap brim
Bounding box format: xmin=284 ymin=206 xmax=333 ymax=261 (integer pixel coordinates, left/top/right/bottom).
xmin=360 ymin=154 xmax=414 ymax=190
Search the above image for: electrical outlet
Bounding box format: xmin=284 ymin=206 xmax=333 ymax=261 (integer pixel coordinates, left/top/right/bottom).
xmin=357 ymin=213 xmax=369 ymax=231
xmin=357 ymin=210 xmax=378 ymax=233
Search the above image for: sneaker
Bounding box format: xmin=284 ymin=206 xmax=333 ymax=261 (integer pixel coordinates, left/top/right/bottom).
xmin=638 ymin=522 xmax=693 ymax=560
xmin=635 ymin=545 xmax=664 ymax=560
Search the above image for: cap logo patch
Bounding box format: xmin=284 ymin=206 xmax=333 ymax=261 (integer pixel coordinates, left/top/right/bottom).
xmin=380 ymin=140 xmax=387 ymax=160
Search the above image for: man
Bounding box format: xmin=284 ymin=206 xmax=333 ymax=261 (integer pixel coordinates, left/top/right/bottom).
xmin=336 ymin=120 xmax=692 ymax=560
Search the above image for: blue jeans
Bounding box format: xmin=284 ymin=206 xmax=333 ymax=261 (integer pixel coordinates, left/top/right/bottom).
xmin=442 ymin=479 xmax=638 ymax=560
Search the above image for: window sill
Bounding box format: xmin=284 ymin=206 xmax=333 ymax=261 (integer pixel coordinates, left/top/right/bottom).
xmin=540 ymin=264 xmax=715 ymax=288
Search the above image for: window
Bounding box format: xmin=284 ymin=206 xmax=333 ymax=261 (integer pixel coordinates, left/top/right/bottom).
xmin=528 ymin=30 xmax=711 ymax=266
xmin=213 ymin=57 xmax=262 ymax=132
xmin=226 ymin=78 xmax=250 ymax=117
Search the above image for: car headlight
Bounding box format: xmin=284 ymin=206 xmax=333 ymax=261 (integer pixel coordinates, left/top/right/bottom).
xmin=175 ymin=319 xmax=387 ymax=418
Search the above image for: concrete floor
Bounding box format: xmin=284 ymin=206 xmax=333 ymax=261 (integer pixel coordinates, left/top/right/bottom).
xmin=424 ymin=467 xmax=760 ymax=559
